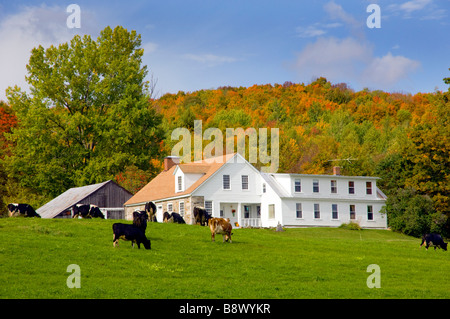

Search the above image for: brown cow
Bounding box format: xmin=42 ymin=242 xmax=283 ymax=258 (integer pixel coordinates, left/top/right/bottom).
xmin=208 ymin=218 xmax=233 ymax=243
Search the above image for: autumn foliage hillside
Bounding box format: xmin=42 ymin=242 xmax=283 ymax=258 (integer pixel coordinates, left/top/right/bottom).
xmin=152 ymin=78 xmax=449 ymax=235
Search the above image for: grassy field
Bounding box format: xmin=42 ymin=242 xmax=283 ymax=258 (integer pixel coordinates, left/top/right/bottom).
xmin=0 ymin=217 xmax=449 ymax=299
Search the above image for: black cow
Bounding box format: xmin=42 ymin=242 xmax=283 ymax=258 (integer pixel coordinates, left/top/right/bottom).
xmin=72 ymin=204 xmax=105 ymax=219
xmin=163 ymin=212 xmax=186 ymax=224
xmin=8 ymin=203 xmax=41 ymax=218
xmin=163 ymin=212 xmax=171 ymax=222
xmin=112 ymin=223 xmax=151 ymax=249
xmin=145 ymin=201 xmax=157 ymax=222
xmin=133 ymin=210 xmax=148 ymax=233
xmin=193 ymin=206 xmax=211 ymax=226
xmin=420 ymin=233 xmax=448 ymax=251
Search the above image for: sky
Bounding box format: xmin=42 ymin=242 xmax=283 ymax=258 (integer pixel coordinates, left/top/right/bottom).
xmin=0 ymin=0 xmax=449 ymax=102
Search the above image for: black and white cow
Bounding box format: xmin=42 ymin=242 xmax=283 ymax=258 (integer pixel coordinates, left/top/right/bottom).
xmin=112 ymin=223 xmax=151 ymax=249
xmin=72 ymin=204 xmax=105 ymax=219
xmin=145 ymin=201 xmax=157 ymax=222
xmin=7 ymin=203 xmax=41 ymax=218
xmin=420 ymin=233 xmax=448 ymax=251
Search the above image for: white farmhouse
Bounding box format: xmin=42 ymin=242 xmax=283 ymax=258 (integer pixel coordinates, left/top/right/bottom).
xmin=124 ymin=153 xmax=387 ymax=229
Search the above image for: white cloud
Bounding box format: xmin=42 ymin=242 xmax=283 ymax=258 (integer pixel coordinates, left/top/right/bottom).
xmin=323 ymin=1 xmax=364 ymax=38
xmin=295 ymin=23 xmax=342 ymax=38
xmin=399 ymin=0 xmax=432 ymax=13
xmin=363 ymin=52 xmax=420 ymax=87
xmin=295 ymin=37 xmax=372 ymax=81
xmin=387 ymin=0 xmax=446 ymax=20
xmin=0 ymin=5 xmax=100 ymax=102
xmin=182 ymin=53 xmax=237 ymax=67
xmin=293 ymin=37 xmax=420 ymax=91
xmin=142 ymin=42 xmax=158 ymax=54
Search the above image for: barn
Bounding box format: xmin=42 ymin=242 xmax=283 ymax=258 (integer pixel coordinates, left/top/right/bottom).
xmin=37 ymin=180 xmax=133 ymax=219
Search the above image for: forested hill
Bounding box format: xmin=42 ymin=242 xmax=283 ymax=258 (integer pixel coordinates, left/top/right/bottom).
xmin=1 ymin=77 xmax=449 ymax=236
xmin=152 ymin=78 xmax=449 ymax=231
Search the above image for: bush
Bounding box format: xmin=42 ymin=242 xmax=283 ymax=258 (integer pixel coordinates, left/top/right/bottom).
xmin=339 ymin=221 xmax=362 ymax=230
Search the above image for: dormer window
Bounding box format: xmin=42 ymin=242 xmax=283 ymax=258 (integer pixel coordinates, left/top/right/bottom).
xmin=177 ymin=176 xmax=183 ymax=192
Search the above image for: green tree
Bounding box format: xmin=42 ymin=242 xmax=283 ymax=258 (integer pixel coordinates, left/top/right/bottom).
xmin=5 ymin=26 xmax=163 ymax=199
xmin=381 ymin=188 xmax=436 ymax=237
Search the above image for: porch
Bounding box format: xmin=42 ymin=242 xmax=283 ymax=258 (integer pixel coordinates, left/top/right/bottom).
xmin=240 ymin=217 xmax=262 ymax=228
xmin=218 ymin=202 xmax=262 ymax=228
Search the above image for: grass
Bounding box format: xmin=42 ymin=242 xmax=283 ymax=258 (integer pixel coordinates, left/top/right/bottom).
xmin=0 ymin=218 xmax=449 ymax=299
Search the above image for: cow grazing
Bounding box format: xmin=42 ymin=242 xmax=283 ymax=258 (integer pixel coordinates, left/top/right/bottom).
xmin=209 ymin=218 xmax=233 ymax=243
xmin=112 ymin=223 xmax=151 ymax=249
xmin=133 ymin=210 xmax=148 ymax=233
xmin=145 ymin=201 xmax=157 ymax=222
xmin=163 ymin=211 xmax=171 ymax=223
xmin=420 ymin=233 xmax=448 ymax=251
xmin=163 ymin=212 xmax=186 ymax=224
xmin=8 ymin=203 xmax=41 ymax=218
xmin=72 ymin=204 xmax=105 ymax=219
xmin=193 ymin=206 xmax=211 ymax=226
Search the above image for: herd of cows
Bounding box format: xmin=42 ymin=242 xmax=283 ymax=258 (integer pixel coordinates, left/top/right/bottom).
xmin=7 ymin=202 xmax=234 ymax=250
xmin=6 ymin=202 xmax=447 ymax=251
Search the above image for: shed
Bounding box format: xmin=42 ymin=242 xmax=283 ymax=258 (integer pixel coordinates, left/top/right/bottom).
xmin=37 ymin=180 xmax=133 ymax=219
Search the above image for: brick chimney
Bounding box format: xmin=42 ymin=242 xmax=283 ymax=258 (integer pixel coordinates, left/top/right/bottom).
xmin=333 ymin=166 xmax=341 ymax=176
xmin=164 ymin=156 xmax=180 ymax=171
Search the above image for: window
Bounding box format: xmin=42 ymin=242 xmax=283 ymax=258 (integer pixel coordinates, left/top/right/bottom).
xmin=314 ymin=203 xmax=320 ymax=219
xmin=205 ymin=201 xmax=213 ymax=215
xmin=268 ymin=204 xmax=275 ymax=219
xmin=367 ymin=205 xmax=373 ymax=220
xmin=242 ymin=175 xmax=249 ymax=190
xmin=348 ymin=181 xmax=355 ymax=194
xmin=294 ymin=179 xmax=301 ymax=193
xmin=179 ymin=202 xmax=185 ymax=216
xmin=177 ymin=176 xmax=183 ymax=192
xmin=167 ymin=203 xmax=173 ymax=212
xmin=331 ymin=180 xmax=337 ymax=194
xmin=262 ymin=183 xmax=266 ymax=193
xmin=366 ymin=181 xmax=372 ymax=195
xmin=296 ymin=203 xmax=302 ymax=219
xmin=350 ymin=205 xmax=356 ymax=220
xmin=313 ymin=179 xmax=319 ymax=193
xmin=332 ymin=204 xmax=338 ymax=219
xmin=223 ymin=175 xmax=230 ymax=190
xmin=244 ymin=205 xmax=251 ymax=218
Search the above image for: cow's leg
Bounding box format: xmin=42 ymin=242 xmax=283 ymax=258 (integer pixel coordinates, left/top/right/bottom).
xmin=211 ymin=233 xmax=215 ymax=242
xmin=222 ymin=235 xmax=225 ymax=243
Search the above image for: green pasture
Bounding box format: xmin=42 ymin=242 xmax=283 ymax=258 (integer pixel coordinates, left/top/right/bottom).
xmin=0 ymin=218 xmax=449 ymax=299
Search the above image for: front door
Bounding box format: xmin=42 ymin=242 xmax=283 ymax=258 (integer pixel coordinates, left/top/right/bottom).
xmin=220 ymin=203 xmax=239 ymax=227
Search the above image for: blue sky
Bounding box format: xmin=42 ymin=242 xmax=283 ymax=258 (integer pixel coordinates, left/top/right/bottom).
xmin=0 ymin=0 xmax=449 ymax=101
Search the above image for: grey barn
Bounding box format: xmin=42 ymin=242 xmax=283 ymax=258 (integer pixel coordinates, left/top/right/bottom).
xmin=37 ymin=180 xmax=133 ymax=219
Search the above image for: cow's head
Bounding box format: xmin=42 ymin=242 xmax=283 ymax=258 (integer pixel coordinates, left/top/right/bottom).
xmin=143 ymin=238 xmax=151 ymax=250
xmin=442 ymin=242 xmax=448 ymax=251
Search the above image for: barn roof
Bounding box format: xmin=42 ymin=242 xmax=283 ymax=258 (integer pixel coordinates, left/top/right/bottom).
xmin=37 ymin=180 xmax=111 ymax=218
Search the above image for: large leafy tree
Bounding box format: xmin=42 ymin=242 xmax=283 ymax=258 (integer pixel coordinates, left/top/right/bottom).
xmin=5 ymin=26 xmax=163 ymax=198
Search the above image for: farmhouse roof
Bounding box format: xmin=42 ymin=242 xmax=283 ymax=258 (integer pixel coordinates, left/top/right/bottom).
xmin=124 ymin=153 xmax=237 ymax=206
xmin=37 ymin=180 xmax=114 ymax=218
